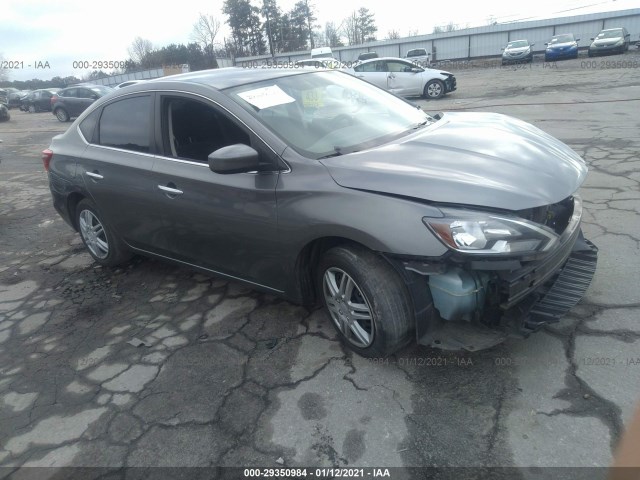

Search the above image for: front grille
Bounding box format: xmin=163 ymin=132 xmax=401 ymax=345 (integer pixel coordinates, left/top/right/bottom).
xmin=517 ymin=196 xmax=574 ymax=235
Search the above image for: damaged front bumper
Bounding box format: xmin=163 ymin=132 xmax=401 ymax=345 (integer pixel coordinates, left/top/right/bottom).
xmin=387 ymin=197 xmax=598 ymax=351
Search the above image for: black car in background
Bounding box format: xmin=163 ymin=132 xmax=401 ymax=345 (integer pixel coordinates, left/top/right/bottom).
xmin=19 ymin=89 xmax=60 ymax=113
xmin=51 ymin=85 xmax=113 ymax=122
xmin=588 ymin=27 xmax=631 ymax=56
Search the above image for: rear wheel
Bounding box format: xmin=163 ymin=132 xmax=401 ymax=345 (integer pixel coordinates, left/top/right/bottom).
xmin=75 ymin=198 xmax=131 ymax=267
xmin=318 ymin=245 xmax=413 ymax=357
xmin=55 ymin=108 xmax=70 ymax=122
xmin=423 ymin=79 xmax=444 ymax=99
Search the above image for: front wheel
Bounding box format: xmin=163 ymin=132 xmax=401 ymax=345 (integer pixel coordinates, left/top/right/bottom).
xmin=423 ymin=79 xmax=445 ymax=99
xmin=318 ymin=245 xmax=413 ymax=357
xmin=55 ymin=108 xmax=70 ymax=122
xmin=75 ymin=198 xmax=131 ymax=267
xmin=28 ymin=105 xmax=36 ymax=113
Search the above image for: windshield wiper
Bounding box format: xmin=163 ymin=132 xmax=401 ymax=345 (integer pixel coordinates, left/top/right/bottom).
xmin=318 ymin=146 xmax=345 ymax=159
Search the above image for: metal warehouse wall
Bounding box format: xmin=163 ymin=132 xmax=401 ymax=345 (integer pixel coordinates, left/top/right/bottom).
xmin=236 ymin=8 xmax=640 ymax=65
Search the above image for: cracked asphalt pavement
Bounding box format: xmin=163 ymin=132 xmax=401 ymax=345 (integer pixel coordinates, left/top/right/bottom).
xmin=1 ymin=54 xmax=639 ymax=478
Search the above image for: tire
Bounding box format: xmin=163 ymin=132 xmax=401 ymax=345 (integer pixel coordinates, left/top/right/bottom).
xmin=423 ymin=79 xmax=445 ymax=100
xmin=55 ymin=108 xmax=70 ymax=122
xmin=75 ymin=198 xmax=131 ymax=267
xmin=28 ymin=105 xmax=36 ymax=113
xmin=317 ymin=245 xmax=413 ymax=357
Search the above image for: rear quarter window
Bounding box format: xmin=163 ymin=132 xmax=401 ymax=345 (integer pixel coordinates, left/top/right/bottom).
xmin=98 ymin=96 xmax=152 ymax=153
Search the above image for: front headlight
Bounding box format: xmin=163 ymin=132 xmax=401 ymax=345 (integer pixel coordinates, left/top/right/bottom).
xmin=423 ymin=209 xmax=559 ymax=256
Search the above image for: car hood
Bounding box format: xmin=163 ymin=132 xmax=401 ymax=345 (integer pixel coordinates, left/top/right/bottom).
xmin=592 ymin=37 xmax=622 ymax=46
xmin=505 ymin=46 xmax=530 ymax=53
xmin=547 ymin=42 xmax=575 ymax=49
xmin=320 ymin=112 xmax=587 ymax=211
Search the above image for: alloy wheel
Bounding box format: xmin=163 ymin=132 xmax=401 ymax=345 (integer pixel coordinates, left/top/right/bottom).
xmin=323 ymin=267 xmax=375 ymax=348
xmin=79 ymin=209 xmax=109 ymax=259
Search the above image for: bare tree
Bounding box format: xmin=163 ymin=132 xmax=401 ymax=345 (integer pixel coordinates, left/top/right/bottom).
xmin=128 ymin=37 xmax=154 ymax=67
xmin=192 ymin=13 xmax=221 ymax=56
xmin=386 ymin=30 xmax=400 ymax=40
xmin=343 ymin=11 xmax=359 ymax=46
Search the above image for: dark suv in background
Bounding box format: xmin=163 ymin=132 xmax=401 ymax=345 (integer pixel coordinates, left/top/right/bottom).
xmin=51 ymin=85 xmax=113 ymax=122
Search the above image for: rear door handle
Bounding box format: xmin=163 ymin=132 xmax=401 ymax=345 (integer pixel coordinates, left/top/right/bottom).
xmin=85 ymin=171 xmax=103 ymax=180
xmin=158 ymin=185 xmax=183 ymax=196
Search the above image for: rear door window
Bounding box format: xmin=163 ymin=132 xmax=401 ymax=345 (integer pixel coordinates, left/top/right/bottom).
xmin=98 ymin=96 xmax=152 ymax=153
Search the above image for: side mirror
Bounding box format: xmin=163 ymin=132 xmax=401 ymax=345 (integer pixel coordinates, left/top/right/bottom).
xmin=501 ymin=47 xmax=505 ymax=51
xmin=208 ymin=144 xmax=260 ymax=174
xmin=544 ymin=42 xmax=549 ymax=46
xmin=590 ymin=37 xmax=595 ymax=40
xmin=90 ymin=94 xmax=98 ymax=100
xmin=576 ymin=38 xmax=580 ymax=42
xmin=410 ymin=67 xmax=423 ymax=73
xmin=531 ymin=43 xmax=535 ymax=47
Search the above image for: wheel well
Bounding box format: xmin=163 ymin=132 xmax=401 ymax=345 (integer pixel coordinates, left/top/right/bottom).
xmin=295 ymin=236 xmax=369 ymax=305
xmin=66 ymin=193 xmax=85 ymax=230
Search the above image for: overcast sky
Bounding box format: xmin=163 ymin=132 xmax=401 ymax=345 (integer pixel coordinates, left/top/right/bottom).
xmin=2 ymin=0 xmax=637 ymax=82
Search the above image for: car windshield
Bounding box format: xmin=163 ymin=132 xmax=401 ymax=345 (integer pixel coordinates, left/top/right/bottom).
xmin=551 ymin=35 xmax=573 ymax=44
xmin=507 ymin=41 xmax=528 ymax=48
xmin=596 ymin=30 xmax=622 ymax=39
xmin=225 ymin=71 xmax=432 ymax=159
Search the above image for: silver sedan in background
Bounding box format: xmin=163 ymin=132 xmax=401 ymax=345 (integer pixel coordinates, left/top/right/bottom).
xmin=349 ymin=57 xmax=456 ymax=99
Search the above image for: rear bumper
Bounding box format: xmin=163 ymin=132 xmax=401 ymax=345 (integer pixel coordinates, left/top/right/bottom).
xmin=49 ymin=172 xmax=75 ymax=229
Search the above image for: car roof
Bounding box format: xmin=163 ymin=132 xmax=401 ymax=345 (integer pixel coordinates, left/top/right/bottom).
xmin=507 ymin=39 xmax=529 ymax=43
xmin=599 ymin=28 xmax=623 ymax=32
xmin=146 ymin=67 xmax=317 ymax=91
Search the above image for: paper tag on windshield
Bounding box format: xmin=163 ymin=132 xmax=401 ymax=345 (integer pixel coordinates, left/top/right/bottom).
xmin=237 ymin=85 xmax=295 ymax=110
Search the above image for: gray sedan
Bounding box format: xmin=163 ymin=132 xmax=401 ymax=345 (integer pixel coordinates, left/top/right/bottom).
xmin=44 ymin=68 xmax=597 ymax=357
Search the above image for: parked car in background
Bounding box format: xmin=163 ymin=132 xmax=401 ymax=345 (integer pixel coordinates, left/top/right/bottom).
xmin=7 ymin=89 xmax=29 ymax=109
xmin=357 ymin=52 xmax=378 ymax=61
xmin=2 ymin=88 xmax=19 ymax=108
xmin=311 ymin=47 xmax=333 ymax=59
xmin=588 ymin=28 xmax=631 ymax=56
xmin=350 ymin=57 xmax=456 ymax=99
xmin=404 ymin=48 xmax=431 ymax=67
xmin=501 ymin=39 xmax=535 ymax=65
xmin=0 ymin=90 xmax=10 ymax=122
xmin=545 ymin=34 xmax=580 ymax=61
xmin=43 ymin=67 xmax=597 ymax=357
xmin=51 ymin=85 xmax=113 ymax=122
xmin=19 ymin=88 xmax=60 ymax=113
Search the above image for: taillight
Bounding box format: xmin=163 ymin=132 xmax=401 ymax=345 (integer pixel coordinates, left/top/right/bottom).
xmin=42 ymin=149 xmax=53 ymax=171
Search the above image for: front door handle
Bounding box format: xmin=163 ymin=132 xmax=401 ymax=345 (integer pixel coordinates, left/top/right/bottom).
xmin=158 ymin=185 xmax=183 ymax=196
xmin=388 ymin=73 xmax=395 ymax=79
xmin=85 ymin=171 xmax=103 ymax=180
